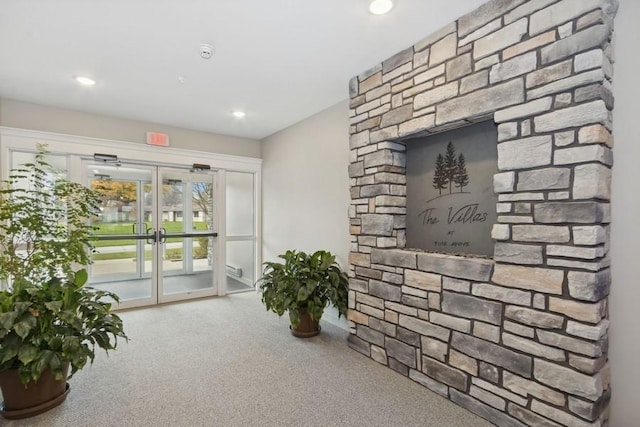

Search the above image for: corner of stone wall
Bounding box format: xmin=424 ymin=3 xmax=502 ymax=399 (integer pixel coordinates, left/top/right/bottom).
xmin=347 ymin=0 xmax=617 ymax=426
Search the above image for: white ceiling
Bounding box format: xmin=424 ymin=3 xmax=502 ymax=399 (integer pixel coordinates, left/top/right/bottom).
xmin=0 ymin=0 xmax=487 ymax=140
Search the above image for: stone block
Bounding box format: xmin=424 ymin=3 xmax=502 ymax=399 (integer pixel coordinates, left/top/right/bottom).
xmin=493 ymin=171 xmax=515 ymax=192
xmin=575 ymin=83 xmax=614 ymax=109
xmin=382 ymin=272 xmax=403 ymax=285
xmin=398 ymin=314 xmax=450 ymax=341
xmin=401 ymin=285 xmax=428 ymax=299
xmin=356 ymin=325 xmax=385 ymax=347
xmin=541 ymin=24 xmax=610 ymax=65
xmin=472 ymin=377 xmax=529 ymax=407
xmin=452 ymin=332 xmax=532 ymax=378
xmin=490 ymin=51 xmax=537 ymax=84
xmin=578 ymin=124 xmax=613 ymax=146
xmin=349 ymin=252 xmax=371 ymax=268
xmin=459 ymin=18 xmax=502 ymax=47
xmin=371 ymin=248 xmax=417 ymax=268
xmin=503 ymin=371 xmax=566 ymax=407
xmin=526 ymin=59 xmax=572 ymax=89
xmin=417 ymin=252 xmax=493 ymax=282
xmin=492 ymin=263 xmax=564 ymax=294
xmin=388 ymin=357 xmax=409 ymax=376
xmin=450 ymin=349 xmax=478 ymax=376
xmin=442 ymin=291 xmax=502 ymax=325
xmin=370 ymin=345 xmax=388 ymax=364
xmin=398 ymin=114 xmax=435 ymax=137
xmin=512 ymin=224 xmax=569 ymax=243
xmin=530 ymin=0 xmax=611 ymax=35
xmin=555 ymin=145 xmax=612 ymax=166
xmin=569 ymin=354 xmax=607 ymax=375
xmin=568 ymin=393 xmax=609 ymax=422
xmin=446 ymin=53 xmax=472 ymax=81
xmin=359 ymin=71 xmax=382 ymax=93
xmin=450 ymin=389 xmax=527 ymax=427
xmin=356 ymin=116 xmax=382 ymax=132
xmin=413 ymin=49 xmax=430 ymax=68
xmin=534 ymin=359 xmax=603 ymax=401
xmin=369 ymin=317 xmax=396 ymax=335
xmin=504 ymin=305 xmax=564 ymax=329
xmin=429 ymin=32 xmax=457 ymax=67
xmin=360 ymin=304 xmax=384 ymax=319
xmin=421 ymin=336 xmax=448 ymax=362
xmin=537 ymin=330 xmax=604 ymax=357
xmin=469 ymin=385 xmax=506 ymax=410
xmin=369 ymin=279 xmax=401 ymax=302
xmin=458 ymin=0 xmax=525 ymax=37
xmin=497 ymin=215 xmax=533 ymax=224
xmin=577 ymin=9 xmax=608 ymax=31
xmin=413 ymin=64 xmax=445 ymax=86
xmin=460 ymin=70 xmax=489 ymax=94
xmin=517 ymin=168 xmax=570 ymax=192
xmin=491 ymin=223 xmax=510 ymax=240
xmin=508 ymin=404 xmax=563 ymax=427
xmin=348 ymin=309 xmax=369 ymax=325
xmin=534 ymin=100 xmax=610 ymax=133
xmin=413 ymin=82 xmax=459 ymax=110
xmin=568 ymin=270 xmax=610 ymax=302
xmin=360 ymin=214 xmax=394 ymax=236
xmin=409 ymin=369 xmax=448 ymax=397
xmin=382 ymin=47 xmax=413 ymax=75
xmin=436 ymin=79 xmax=524 ymax=126
xmin=498 ymin=136 xmax=552 ymax=171
xmin=531 ymin=399 xmax=598 ymax=426
xmin=396 ymin=326 xmax=420 ymax=346
xmin=548 ymin=297 xmax=605 ymax=324
xmin=575 ymin=49 xmax=607 ymax=72
xmin=380 ymin=104 xmax=413 ymax=128
xmin=382 ymin=62 xmax=412 ymax=84
xmin=347 ymin=333 xmax=370 ymax=356
xmin=360 ymin=184 xmax=389 ymax=197
xmin=472 ymin=281 xmax=532 ymax=305
xmin=474 ymin=18 xmax=528 ymax=60
xmin=503 ymin=30 xmax=557 ymax=60
xmin=430 ymin=312 xmax=471 ymax=333
xmin=502 ymin=332 xmax=566 ymax=361
xmin=363 ymin=149 xmax=393 ymax=168
xmin=504 ymin=0 xmax=558 ymax=24
xmin=385 ymin=337 xmax=417 ymax=368
xmin=554 ymin=130 xmax=575 ymax=147
xmin=546 ymin=245 xmax=605 ymax=260
xmin=404 ymin=270 xmax=441 ymax=292
xmin=357 ymin=292 xmax=384 ymax=309
xmin=495 ymin=97 xmax=552 ymax=123
xmin=370 ymin=126 xmax=399 ymax=144
xmin=528 ymin=69 xmax=604 ymax=100
xmin=401 ymin=295 xmax=429 ymax=310
xmin=422 ymin=357 xmax=468 ymax=391
xmin=474 ymin=322 xmax=501 ymax=343
xmin=573 ymin=164 xmax=611 ymax=200
xmin=534 ymin=202 xmax=610 ymax=224
xmin=504 ymin=321 xmax=534 ymax=338
xmin=479 ymin=361 xmax=500 ymax=383
xmin=443 ymin=277 xmax=471 ymax=293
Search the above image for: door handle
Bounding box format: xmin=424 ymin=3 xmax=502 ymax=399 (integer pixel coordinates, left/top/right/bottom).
xmin=159 ymin=228 xmax=167 ymax=244
xmin=146 ymin=227 xmax=156 ymax=245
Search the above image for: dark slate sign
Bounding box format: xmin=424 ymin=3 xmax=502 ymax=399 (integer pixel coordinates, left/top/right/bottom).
xmin=406 ymin=121 xmax=498 ymax=256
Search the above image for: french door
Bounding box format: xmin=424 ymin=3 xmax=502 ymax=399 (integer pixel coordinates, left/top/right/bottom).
xmin=86 ymin=160 xmax=219 ymax=308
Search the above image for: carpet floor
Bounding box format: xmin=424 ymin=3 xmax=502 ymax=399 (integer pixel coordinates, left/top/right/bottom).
xmin=3 ymin=292 xmax=490 ymax=426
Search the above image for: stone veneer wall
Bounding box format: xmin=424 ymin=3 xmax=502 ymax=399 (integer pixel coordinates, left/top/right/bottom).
xmin=346 ymin=1 xmax=617 ymax=426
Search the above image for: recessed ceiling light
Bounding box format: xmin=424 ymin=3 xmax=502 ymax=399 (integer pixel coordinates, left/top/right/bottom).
xmin=74 ymin=76 xmax=96 ymax=86
xmin=177 ymin=75 xmax=186 ymax=83
xmin=232 ymin=111 xmax=246 ymax=118
xmin=369 ymin=0 xmax=394 ymax=15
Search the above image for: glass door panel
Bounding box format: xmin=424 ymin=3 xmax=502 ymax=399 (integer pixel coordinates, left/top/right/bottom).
xmin=87 ymin=163 xmax=156 ymax=307
xmin=158 ymin=168 xmax=217 ymax=302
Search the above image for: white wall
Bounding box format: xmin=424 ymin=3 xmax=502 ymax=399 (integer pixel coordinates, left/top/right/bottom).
xmin=0 ymin=98 xmax=261 ymax=158
xmin=610 ymin=0 xmax=640 ymax=424
xmin=261 ymin=100 xmax=351 ymax=327
xmin=226 ymin=171 xmax=256 ymax=285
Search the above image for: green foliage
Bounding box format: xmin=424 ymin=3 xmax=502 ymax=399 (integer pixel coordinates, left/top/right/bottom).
xmin=0 ymin=270 xmax=126 ymax=384
xmin=257 ymin=250 xmax=349 ymax=328
xmin=0 ymin=148 xmax=99 ymax=284
xmin=0 ymin=146 xmax=127 ymax=384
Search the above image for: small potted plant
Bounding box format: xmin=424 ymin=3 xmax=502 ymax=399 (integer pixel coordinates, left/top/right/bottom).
xmin=258 ymin=249 xmax=349 ymax=338
xmin=0 ymin=147 xmax=127 ymax=419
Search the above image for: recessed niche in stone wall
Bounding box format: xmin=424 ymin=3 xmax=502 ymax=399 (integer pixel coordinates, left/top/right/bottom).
xmin=406 ymin=121 xmax=498 ymax=256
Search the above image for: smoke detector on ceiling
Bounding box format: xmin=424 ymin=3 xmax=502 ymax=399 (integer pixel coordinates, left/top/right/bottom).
xmin=199 ymin=43 xmax=214 ymax=60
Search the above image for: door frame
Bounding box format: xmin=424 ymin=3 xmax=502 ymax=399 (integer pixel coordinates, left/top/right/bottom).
xmin=0 ymin=127 xmax=262 ymax=306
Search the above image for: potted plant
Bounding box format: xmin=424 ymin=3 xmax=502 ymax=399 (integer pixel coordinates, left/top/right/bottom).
xmin=258 ymin=249 xmax=349 ymax=338
xmin=0 ymin=147 xmax=127 ymax=419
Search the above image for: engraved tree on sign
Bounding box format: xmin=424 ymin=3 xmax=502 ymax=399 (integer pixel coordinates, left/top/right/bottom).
xmin=431 ymin=141 xmax=470 ymax=196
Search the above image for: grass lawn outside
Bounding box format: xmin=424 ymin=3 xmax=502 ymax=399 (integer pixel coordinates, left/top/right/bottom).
xmin=92 ymin=221 xmax=208 ymax=247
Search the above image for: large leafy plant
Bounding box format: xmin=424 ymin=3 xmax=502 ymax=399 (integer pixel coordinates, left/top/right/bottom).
xmin=258 ymin=250 xmax=349 ymax=327
xmin=0 ymin=147 xmax=127 ymax=384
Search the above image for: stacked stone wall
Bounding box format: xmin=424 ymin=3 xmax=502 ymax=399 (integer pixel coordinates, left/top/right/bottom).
xmin=347 ymin=1 xmax=617 ymax=426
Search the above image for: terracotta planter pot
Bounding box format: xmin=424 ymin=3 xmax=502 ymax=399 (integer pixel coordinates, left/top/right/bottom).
xmin=290 ymin=310 xmax=320 ymax=338
xmin=0 ymin=364 xmax=70 ymax=420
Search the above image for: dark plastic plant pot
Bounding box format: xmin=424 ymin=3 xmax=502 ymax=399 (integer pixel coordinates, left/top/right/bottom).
xmin=0 ymin=364 xmax=70 ymax=420
xmin=290 ymin=310 xmax=321 ymax=338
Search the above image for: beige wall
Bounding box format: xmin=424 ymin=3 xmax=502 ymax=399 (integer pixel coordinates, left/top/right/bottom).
xmin=610 ymin=0 xmax=640 ymax=424
xmin=0 ymin=98 xmax=261 ymax=158
xmin=261 ymin=101 xmax=351 ymax=327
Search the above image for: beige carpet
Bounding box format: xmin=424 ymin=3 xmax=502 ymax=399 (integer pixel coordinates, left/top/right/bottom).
xmin=3 ymin=292 xmax=490 ymax=426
